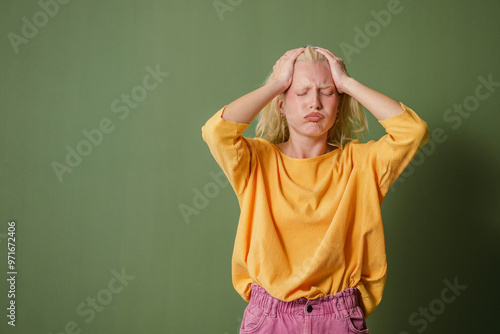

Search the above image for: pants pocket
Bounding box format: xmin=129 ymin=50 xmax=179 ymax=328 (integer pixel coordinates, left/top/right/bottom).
xmin=345 ymin=306 xmax=369 ymax=333
xmin=239 ymin=303 xmax=266 ymax=333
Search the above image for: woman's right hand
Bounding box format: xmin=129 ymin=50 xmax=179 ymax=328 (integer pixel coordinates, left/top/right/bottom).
xmin=270 ymin=47 xmax=306 ymax=94
xmin=220 ymin=47 xmax=305 ymax=124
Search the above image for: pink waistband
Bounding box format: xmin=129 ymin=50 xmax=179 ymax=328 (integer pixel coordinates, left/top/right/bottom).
xmin=248 ymin=284 xmax=362 ymax=318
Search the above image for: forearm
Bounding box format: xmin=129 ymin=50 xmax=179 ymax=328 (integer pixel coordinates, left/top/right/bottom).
xmin=222 ymin=80 xmax=285 ymax=124
xmin=342 ymin=77 xmax=404 ymax=121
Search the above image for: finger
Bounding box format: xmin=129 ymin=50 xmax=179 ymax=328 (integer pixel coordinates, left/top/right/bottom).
xmin=281 ymin=47 xmax=305 ymax=60
xmin=313 ymin=47 xmax=330 ymax=55
xmin=316 ymin=48 xmax=346 ymax=68
xmin=316 ymin=48 xmax=344 ymax=65
xmin=314 ymin=47 xmax=338 ymax=60
xmin=289 ymin=47 xmax=306 ymax=60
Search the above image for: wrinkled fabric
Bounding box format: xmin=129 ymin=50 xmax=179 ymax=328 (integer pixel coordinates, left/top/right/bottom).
xmin=202 ymin=102 xmax=429 ymax=317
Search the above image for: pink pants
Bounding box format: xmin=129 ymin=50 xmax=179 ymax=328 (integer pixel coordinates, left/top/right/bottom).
xmin=240 ymin=284 xmax=369 ymax=334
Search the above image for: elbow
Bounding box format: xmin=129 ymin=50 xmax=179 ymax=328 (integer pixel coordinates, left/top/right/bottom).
xmin=201 ymin=124 xmax=207 ymax=141
xmin=201 ymin=123 xmax=213 ymax=145
xmin=416 ymin=121 xmax=430 ymax=149
xmin=201 ymin=125 xmax=207 ymax=142
xmin=201 ymin=116 xmax=216 ymax=144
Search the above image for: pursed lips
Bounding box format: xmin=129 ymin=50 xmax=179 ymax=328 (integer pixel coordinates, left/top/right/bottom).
xmin=304 ymin=112 xmax=324 ymax=121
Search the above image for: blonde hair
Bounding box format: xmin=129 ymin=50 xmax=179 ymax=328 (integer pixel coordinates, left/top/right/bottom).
xmin=255 ymin=46 xmax=368 ymax=149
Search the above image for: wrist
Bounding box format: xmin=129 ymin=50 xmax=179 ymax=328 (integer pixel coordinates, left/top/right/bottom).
xmin=266 ymin=78 xmax=289 ymax=95
xmin=339 ymin=77 xmax=357 ymax=95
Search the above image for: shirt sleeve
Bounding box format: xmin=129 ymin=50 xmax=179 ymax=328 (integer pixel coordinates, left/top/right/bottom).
xmin=201 ymin=106 xmax=254 ymax=195
xmin=357 ymin=102 xmax=429 ymax=196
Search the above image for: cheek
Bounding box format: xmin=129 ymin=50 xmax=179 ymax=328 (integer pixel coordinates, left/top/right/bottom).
xmin=285 ymin=94 xmax=300 ymax=106
xmin=285 ymin=96 xmax=310 ymax=112
xmin=325 ymin=96 xmax=340 ymax=109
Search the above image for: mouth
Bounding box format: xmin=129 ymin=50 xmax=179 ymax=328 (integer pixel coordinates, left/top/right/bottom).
xmin=304 ymin=112 xmax=324 ymax=121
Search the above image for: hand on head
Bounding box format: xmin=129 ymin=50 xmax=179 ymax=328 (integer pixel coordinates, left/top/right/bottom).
xmin=270 ymin=47 xmax=306 ymax=94
xmin=313 ymin=47 xmax=350 ymax=94
xmin=271 ymin=46 xmax=350 ymax=95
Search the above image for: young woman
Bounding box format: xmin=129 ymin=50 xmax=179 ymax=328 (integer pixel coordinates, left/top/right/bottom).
xmin=202 ymin=46 xmax=429 ymax=333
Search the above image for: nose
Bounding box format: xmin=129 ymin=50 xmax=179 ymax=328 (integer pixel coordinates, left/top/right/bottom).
xmin=309 ymin=90 xmax=322 ymax=110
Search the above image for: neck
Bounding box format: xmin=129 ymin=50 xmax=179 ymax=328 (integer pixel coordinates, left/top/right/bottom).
xmin=278 ymin=135 xmax=335 ymax=159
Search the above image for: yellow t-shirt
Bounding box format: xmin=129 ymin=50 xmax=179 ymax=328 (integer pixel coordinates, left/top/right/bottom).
xmin=201 ymin=102 xmax=429 ymax=317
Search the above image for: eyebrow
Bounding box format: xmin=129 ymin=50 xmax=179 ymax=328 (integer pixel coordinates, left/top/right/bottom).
xmin=296 ymin=84 xmax=334 ymax=89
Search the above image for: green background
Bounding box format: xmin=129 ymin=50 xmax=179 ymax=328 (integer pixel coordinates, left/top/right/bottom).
xmin=1 ymin=0 xmax=499 ymax=333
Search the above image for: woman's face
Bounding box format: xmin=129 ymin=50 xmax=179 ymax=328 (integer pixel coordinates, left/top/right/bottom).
xmin=279 ymin=61 xmax=340 ymax=141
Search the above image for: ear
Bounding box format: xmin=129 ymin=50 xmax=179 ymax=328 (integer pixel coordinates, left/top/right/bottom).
xmin=277 ymin=94 xmax=285 ymax=112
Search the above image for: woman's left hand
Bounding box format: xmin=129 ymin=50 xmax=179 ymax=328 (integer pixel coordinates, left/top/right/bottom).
xmin=314 ymin=47 xmax=350 ymax=94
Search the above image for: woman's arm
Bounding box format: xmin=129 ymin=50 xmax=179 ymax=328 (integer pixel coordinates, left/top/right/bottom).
xmin=221 ymin=80 xmax=284 ymax=124
xmin=340 ymin=77 xmax=404 ymax=121
xmin=221 ymin=47 xmax=306 ymax=124
xmin=314 ymin=47 xmax=404 ymax=121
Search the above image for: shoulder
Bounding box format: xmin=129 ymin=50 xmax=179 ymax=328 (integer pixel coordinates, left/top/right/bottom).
xmin=245 ymin=137 xmax=276 ymax=152
xmin=340 ymin=138 xmax=379 ymax=164
xmin=238 ymin=137 xmax=280 ymax=163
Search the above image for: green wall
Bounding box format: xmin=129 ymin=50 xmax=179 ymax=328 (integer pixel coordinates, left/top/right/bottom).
xmin=1 ymin=0 xmax=499 ymax=333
